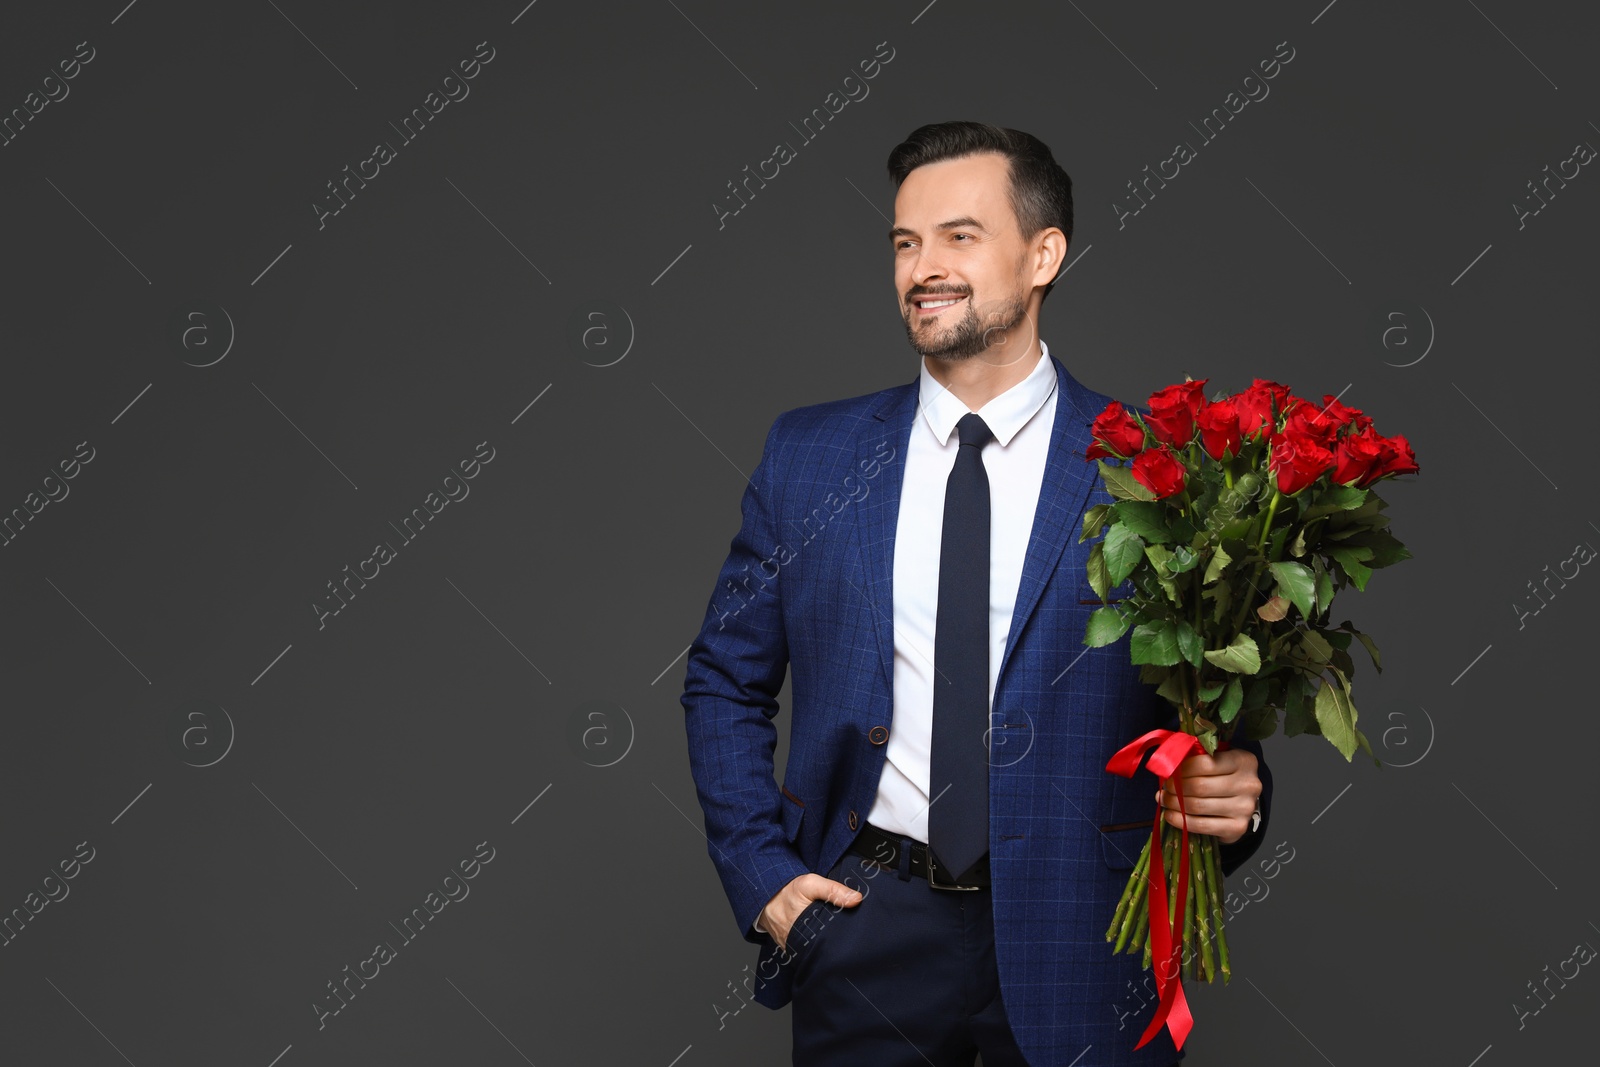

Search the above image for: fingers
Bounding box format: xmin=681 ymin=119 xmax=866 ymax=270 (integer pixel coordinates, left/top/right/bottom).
xmin=1176 ymin=747 xmax=1258 ymax=776
xmin=1165 ymin=749 xmax=1261 ymax=803
xmin=773 ymin=875 xmax=864 ymax=951
xmin=1153 ymin=783 xmax=1254 ymax=845
xmin=1155 ymin=784 xmax=1256 ymax=824
xmin=816 ymin=875 xmax=865 ymax=908
xmin=1156 ymin=774 xmax=1256 ymax=800
xmin=1157 ymin=807 xmax=1247 ymax=844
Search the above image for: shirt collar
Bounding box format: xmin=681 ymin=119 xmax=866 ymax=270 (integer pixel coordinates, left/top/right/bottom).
xmin=917 ymin=339 xmax=1058 ymax=448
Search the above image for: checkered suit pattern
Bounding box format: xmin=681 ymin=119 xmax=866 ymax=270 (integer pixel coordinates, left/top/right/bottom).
xmin=682 ymin=354 xmax=1272 ymax=1066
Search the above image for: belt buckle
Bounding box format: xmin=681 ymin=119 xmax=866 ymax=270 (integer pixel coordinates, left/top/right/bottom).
xmin=925 ymin=849 xmax=983 ymax=891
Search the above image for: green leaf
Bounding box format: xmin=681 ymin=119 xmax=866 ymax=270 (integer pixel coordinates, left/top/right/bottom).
xmin=1175 ymin=620 xmax=1204 ymax=668
xmin=1104 ymin=521 xmax=1145 ymax=586
xmin=1168 ymin=513 xmax=1199 ymax=544
xmin=1197 ymin=682 xmax=1225 ymax=702
xmin=1327 ymin=545 xmax=1373 ymax=591
xmin=1340 ymin=621 xmax=1382 ymax=673
xmin=1313 ymin=671 xmax=1359 ymax=760
xmin=1112 ymin=500 xmax=1173 ymax=543
xmin=1156 ymin=670 xmax=1185 ymax=704
xmin=1283 ymin=672 xmax=1318 ymax=737
xmin=1241 ymin=703 xmax=1281 ymax=741
xmin=1314 ymin=568 xmax=1335 ymax=613
xmin=1216 ymin=678 xmax=1244 ymax=723
xmin=1098 ymin=460 xmax=1156 ymax=502
xmin=1169 ymin=544 xmax=1200 ymax=573
xmin=1141 ymin=544 xmax=1180 ymax=603
xmin=1203 ymin=544 xmax=1233 ymax=585
xmin=1355 ymin=726 xmax=1380 ymax=768
xmin=1208 ymin=578 xmax=1235 ymax=623
xmin=1080 ymin=503 xmax=1112 ymax=544
xmin=1302 ymin=485 xmax=1368 ymax=520
xmin=1289 ymin=525 xmax=1310 ymax=558
xmin=1297 ymin=630 xmax=1334 ymax=671
xmin=1268 ymin=523 xmax=1290 ymax=558
xmin=1268 ymin=560 xmax=1316 ymax=619
xmin=1203 ymin=633 xmax=1261 ymax=674
xmin=1084 ymin=606 xmax=1131 ymax=647
xmin=1087 ymin=542 xmax=1110 ymax=600
xmin=1342 ymin=527 xmax=1411 ymax=569
xmin=1130 ymin=620 xmax=1182 ymax=666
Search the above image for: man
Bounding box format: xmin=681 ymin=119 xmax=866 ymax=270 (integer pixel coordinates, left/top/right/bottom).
xmin=681 ymin=121 xmax=1271 ymax=1066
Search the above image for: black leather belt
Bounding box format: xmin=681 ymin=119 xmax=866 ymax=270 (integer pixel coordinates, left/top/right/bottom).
xmin=849 ymin=821 xmax=990 ymax=889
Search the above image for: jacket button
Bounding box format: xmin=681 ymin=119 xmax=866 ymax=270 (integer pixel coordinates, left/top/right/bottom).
xmin=868 ymin=725 xmax=889 ymax=745
xmin=847 ymin=810 xmax=859 ymax=830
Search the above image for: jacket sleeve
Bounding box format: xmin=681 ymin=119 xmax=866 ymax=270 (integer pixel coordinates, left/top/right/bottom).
xmin=681 ymin=412 xmax=810 ymax=945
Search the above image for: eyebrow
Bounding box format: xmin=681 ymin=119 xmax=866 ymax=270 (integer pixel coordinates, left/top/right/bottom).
xmin=888 ymin=216 xmax=988 ymax=243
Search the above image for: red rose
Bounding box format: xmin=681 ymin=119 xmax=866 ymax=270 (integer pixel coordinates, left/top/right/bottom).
xmin=1085 ymin=400 xmax=1147 ymax=460
xmin=1332 ymin=425 xmax=1384 ymax=485
xmin=1252 ymin=379 xmax=1294 ymax=411
xmin=1130 ymin=445 xmax=1188 ymax=499
xmin=1195 ymin=397 xmax=1241 ymax=460
xmin=1234 ymin=379 xmax=1292 ymax=439
xmin=1358 ymin=433 xmax=1419 ymax=485
xmin=1311 ymin=393 xmax=1371 ymax=433
xmin=1279 ymin=405 xmax=1341 ymax=447
xmin=1268 ymin=429 xmax=1335 ymax=495
xmin=1144 ymin=379 xmax=1208 ymax=448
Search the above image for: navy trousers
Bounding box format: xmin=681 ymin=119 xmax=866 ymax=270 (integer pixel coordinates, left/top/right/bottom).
xmin=786 ymin=823 xmax=1032 ymax=1067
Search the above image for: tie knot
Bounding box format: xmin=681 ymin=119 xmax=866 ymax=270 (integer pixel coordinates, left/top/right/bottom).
xmin=956 ymin=412 xmax=993 ymax=449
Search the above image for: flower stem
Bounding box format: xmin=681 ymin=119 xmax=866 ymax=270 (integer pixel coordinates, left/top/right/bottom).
xmin=1144 ymin=828 xmax=1178 ymax=970
xmin=1203 ymin=833 xmax=1231 ymax=983
xmin=1191 ymin=836 xmax=1214 ymax=981
xmin=1128 ymin=868 xmax=1152 ymax=957
xmin=1109 ymin=839 xmax=1151 ymax=948
xmin=1181 ymin=848 xmax=1197 ymax=980
xmin=1256 ymin=486 xmax=1283 ymax=554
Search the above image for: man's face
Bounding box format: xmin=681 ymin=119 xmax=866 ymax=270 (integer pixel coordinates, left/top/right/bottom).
xmin=889 ymin=151 xmax=1037 ymax=366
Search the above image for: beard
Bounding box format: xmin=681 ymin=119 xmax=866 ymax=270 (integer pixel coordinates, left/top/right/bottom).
xmin=902 ymin=288 xmax=1030 ymax=363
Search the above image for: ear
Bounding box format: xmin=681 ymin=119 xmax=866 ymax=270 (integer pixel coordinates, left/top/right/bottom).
xmin=1030 ymin=227 xmax=1068 ymax=290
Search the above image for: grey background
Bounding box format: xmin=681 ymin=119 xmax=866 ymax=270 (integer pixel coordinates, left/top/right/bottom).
xmin=0 ymin=0 xmax=1592 ymax=1064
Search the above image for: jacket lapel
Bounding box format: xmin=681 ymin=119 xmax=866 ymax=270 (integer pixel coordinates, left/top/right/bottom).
xmin=994 ymin=355 xmax=1101 ymax=689
xmin=850 ymin=379 xmax=917 ymax=697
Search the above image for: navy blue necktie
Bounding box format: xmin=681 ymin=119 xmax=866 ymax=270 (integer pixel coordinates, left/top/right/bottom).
xmin=928 ymin=411 xmax=993 ymax=883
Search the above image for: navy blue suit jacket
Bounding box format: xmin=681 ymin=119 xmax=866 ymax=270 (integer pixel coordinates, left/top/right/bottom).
xmin=682 ymin=353 xmax=1272 ymax=1065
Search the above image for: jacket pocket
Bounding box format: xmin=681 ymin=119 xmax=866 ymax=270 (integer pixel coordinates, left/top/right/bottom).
xmin=781 ymin=786 xmax=805 ymax=844
xmin=1099 ymin=822 xmax=1153 ymax=871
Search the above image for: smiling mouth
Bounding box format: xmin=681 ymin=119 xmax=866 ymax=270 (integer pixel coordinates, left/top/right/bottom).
xmin=913 ymin=294 xmax=967 ymax=315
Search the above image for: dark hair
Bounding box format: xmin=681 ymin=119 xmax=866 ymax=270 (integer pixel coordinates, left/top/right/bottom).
xmin=886 ymin=121 xmax=1073 ymax=302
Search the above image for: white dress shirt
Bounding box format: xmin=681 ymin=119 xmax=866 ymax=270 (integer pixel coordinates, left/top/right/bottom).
xmin=755 ymin=343 xmax=1058 ymax=936
xmin=865 ymin=342 xmax=1059 ymax=844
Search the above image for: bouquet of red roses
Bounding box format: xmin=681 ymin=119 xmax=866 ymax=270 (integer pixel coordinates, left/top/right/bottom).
xmin=1081 ymin=377 xmax=1417 ymax=1048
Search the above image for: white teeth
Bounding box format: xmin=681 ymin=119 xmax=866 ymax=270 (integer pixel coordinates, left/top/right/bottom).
xmin=918 ymin=297 xmax=961 ymax=308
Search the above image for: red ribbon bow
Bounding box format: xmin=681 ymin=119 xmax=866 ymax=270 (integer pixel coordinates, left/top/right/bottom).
xmin=1105 ymin=728 xmax=1232 ymax=1051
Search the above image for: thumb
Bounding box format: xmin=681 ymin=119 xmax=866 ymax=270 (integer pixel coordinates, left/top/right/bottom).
xmin=820 ymin=878 xmax=865 ymax=907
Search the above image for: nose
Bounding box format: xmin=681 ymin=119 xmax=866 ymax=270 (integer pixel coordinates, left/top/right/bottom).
xmin=908 ymin=254 xmax=948 ymax=293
